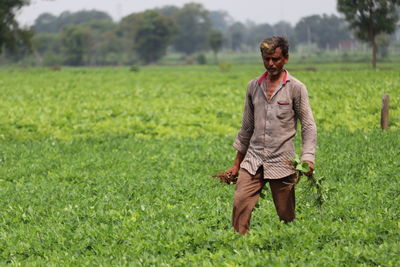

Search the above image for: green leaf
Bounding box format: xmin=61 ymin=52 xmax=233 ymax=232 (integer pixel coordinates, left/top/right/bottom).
xmin=301 ymin=162 xmax=310 ymax=173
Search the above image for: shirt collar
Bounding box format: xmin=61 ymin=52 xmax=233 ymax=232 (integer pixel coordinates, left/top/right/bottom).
xmin=257 ymin=70 xmax=289 ymax=85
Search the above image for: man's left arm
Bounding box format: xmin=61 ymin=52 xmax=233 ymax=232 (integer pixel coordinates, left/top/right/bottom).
xmin=294 ymin=84 xmax=317 ymax=175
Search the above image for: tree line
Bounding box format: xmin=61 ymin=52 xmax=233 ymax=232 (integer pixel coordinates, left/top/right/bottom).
xmin=1 ymin=1 xmax=400 ymax=67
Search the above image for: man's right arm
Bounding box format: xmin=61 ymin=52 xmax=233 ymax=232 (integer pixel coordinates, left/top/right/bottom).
xmin=228 ymin=81 xmax=255 ymax=176
xmin=227 ymin=151 xmax=245 ymax=177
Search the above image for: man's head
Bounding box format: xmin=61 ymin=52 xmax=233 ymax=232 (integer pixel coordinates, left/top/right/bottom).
xmin=260 ymin=36 xmax=289 ymax=77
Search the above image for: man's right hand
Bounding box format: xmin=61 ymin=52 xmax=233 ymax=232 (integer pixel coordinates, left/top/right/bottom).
xmin=226 ymin=165 xmax=239 ymax=178
xmin=227 ymin=151 xmax=245 ymax=178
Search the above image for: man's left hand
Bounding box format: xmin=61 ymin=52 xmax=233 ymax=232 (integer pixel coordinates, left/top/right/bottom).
xmin=304 ymin=161 xmax=314 ymax=176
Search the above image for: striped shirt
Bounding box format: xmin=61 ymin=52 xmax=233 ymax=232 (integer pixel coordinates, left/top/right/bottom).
xmin=233 ymin=70 xmax=317 ymax=179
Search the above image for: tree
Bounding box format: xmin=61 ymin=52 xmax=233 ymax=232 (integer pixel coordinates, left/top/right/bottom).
xmin=227 ymin=22 xmax=246 ymax=51
xmin=130 ymin=10 xmax=176 ymax=64
xmin=173 ymin=3 xmax=211 ymax=54
xmin=118 ymin=13 xmax=141 ymax=63
xmin=154 ymin=5 xmax=179 ymax=17
xmin=33 ymin=13 xmax=58 ymax=33
xmin=272 ymin=21 xmax=296 ymax=49
xmin=61 ymin=26 xmax=90 ymax=66
xmin=246 ymin=23 xmax=274 ymax=47
xmin=32 ymin=33 xmax=62 ymax=65
xmin=376 ymin=33 xmax=390 ymax=58
xmin=0 ymin=0 xmax=32 ymax=53
xmin=209 ymin=10 xmax=233 ymax=32
xmin=34 ymin=10 xmax=113 ymax=34
xmin=208 ymin=29 xmax=224 ymax=63
xmin=295 ymin=14 xmax=350 ymax=50
xmin=337 ymin=0 xmax=400 ymax=68
xmin=82 ymin=20 xmax=121 ymax=65
xmin=33 ymin=15 xmax=121 ymax=66
xmin=33 ymin=33 xmax=61 ymax=55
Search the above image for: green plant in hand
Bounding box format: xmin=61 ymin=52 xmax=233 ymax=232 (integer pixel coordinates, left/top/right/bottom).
xmin=293 ymin=155 xmax=311 ymax=173
xmin=293 ymin=155 xmax=326 ymax=207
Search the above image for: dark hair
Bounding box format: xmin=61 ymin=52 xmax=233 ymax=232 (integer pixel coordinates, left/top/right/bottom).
xmin=260 ymin=36 xmax=289 ymax=56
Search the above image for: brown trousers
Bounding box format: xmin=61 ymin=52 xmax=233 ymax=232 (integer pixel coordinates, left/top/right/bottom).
xmin=232 ymin=167 xmax=297 ymax=235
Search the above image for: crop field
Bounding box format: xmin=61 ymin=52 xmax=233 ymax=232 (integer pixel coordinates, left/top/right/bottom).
xmin=0 ymin=64 xmax=399 ymax=266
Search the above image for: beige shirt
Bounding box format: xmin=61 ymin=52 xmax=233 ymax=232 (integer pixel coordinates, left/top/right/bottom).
xmin=233 ymin=70 xmax=317 ymax=179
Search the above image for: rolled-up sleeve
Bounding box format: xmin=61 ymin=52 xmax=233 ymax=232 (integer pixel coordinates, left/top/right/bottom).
xmin=233 ymin=82 xmax=255 ymax=154
xmin=294 ymin=84 xmax=317 ymax=163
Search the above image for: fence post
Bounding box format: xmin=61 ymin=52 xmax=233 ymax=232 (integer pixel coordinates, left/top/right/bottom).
xmin=381 ymin=94 xmax=389 ymax=130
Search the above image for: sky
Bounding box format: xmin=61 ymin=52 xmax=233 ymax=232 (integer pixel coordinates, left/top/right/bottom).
xmin=17 ymin=0 xmax=340 ymax=27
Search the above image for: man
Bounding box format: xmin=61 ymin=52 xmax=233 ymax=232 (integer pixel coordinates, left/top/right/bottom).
xmin=227 ymin=36 xmax=317 ymax=235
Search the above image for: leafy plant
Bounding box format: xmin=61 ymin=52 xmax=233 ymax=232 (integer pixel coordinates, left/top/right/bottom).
xmin=293 ymin=155 xmax=326 ymax=206
xmin=218 ymin=61 xmax=232 ymax=72
xmin=196 ymin=53 xmax=207 ymax=65
xmin=129 ymin=65 xmax=140 ymax=72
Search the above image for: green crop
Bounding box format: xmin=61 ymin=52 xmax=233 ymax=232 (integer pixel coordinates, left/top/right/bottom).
xmin=0 ymin=64 xmax=399 ymax=266
xmin=293 ymin=155 xmax=326 ymax=207
xmin=293 ymin=155 xmax=311 ymax=173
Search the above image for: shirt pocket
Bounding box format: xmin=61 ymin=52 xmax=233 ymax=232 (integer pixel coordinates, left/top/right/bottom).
xmin=276 ymin=101 xmax=293 ymax=120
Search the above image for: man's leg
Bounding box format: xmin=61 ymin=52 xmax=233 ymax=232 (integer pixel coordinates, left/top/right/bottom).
xmin=268 ymin=174 xmax=297 ymax=222
xmin=232 ymin=167 xmax=265 ymax=234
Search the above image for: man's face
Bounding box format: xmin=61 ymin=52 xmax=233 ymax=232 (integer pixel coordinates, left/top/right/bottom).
xmin=262 ymin=47 xmax=288 ymax=77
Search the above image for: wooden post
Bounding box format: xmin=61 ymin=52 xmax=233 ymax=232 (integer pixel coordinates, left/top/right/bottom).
xmin=381 ymin=94 xmax=389 ymax=130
